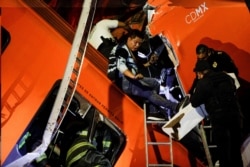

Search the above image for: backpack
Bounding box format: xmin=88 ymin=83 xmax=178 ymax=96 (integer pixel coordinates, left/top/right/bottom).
xmin=98 ymin=36 xmax=117 ymax=59
xmin=107 ymin=44 xmax=122 ymax=81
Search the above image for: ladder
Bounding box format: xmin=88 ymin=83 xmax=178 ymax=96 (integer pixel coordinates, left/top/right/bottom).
xmin=199 ymin=121 xmax=218 ymax=167
xmin=6 ymin=0 xmax=97 ymax=166
xmin=144 ymin=102 xmax=174 ymax=167
xmin=199 ymin=123 xmax=213 ymax=167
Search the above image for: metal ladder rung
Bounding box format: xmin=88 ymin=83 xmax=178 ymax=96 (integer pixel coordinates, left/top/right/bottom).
xmin=147 ymin=141 xmax=172 ymax=145
xmin=148 ymin=164 xmax=173 ymax=167
xmin=146 ymin=120 xmax=168 ymax=124
xmin=76 ymin=54 xmax=82 ymax=63
xmin=71 ymin=71 xmax=78 ymax=79
xmin=69 ymin=79 xmax=77 ymax=88
xmin=66 ymin=88 xmax=73 ymax=97
xmin=73 ymin=68 xmax=79 ymax=75
xmin=208 ymin=145 xmax=217 ymax=148
xmin=203 ymin=125 xmax=212 ymax=128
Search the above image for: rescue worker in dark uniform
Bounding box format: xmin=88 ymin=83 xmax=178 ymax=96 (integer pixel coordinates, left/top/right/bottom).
xmin=190 ymin=43 xmax=250 ymax=141
xmin=196 ymin=44 xmax=239 ymax=75
xmin=190 ymin=60 xmax=243 ymax=167
xmin=189 ymin=44 xmax=238 ymax=94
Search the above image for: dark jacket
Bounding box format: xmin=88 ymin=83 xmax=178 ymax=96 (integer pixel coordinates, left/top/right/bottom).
xmin=206 ymin=49 xmax=239 ymax=76
xmin=190 ymin=71 xmax=241 ymax=125
xmin=189 ymin=49 xmax=239 ymax=94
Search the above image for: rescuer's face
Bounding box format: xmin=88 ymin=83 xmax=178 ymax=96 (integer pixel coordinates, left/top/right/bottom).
xmin=197 ymin=53 xmax=208 ymax=61
xmin=196 ymin=72 xmax=204 ymax=79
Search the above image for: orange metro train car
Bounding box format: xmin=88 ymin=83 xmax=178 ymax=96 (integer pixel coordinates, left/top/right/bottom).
xmin=1 ymin=0 xmax=250 ymax=166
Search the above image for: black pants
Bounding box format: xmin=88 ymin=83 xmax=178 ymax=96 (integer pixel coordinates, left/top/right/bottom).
xmin=212 ymin=123 xmax=243 ymax=167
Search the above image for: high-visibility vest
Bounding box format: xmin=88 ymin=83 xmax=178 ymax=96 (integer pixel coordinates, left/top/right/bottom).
xmin=66 ymin=136 xmax=95 ymax=167
xmin=79 ymin=129 xmax=112 ymax=154
xmin=65 ymin=135 xmax=111 ymax=167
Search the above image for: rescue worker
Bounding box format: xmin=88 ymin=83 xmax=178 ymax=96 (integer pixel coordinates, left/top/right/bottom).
xmin=191 ymin=43 xmax=250 ymax=141
xmin=195 ymin=44 xmax=239 ymax=75
xmin=60 ymin=121 xmax=112 ymax=167
xmin=190 ymin=60 xmax=243 ymax=167
xmin=189 ymin=44 xmax=239 ymax=94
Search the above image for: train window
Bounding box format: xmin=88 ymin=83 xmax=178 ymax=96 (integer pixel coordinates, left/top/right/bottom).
xmin=41 ymin=0 xmax=146 ymax=30
xmin=42 ymin=0 xmax=83 ymax=30
xmin=1 ymin=26 xmax=11 ymax=54
xmin=23 ymin=0 xmax=146 ymax=44
xmin=3 ymin=82 xmax=126 ymax=166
